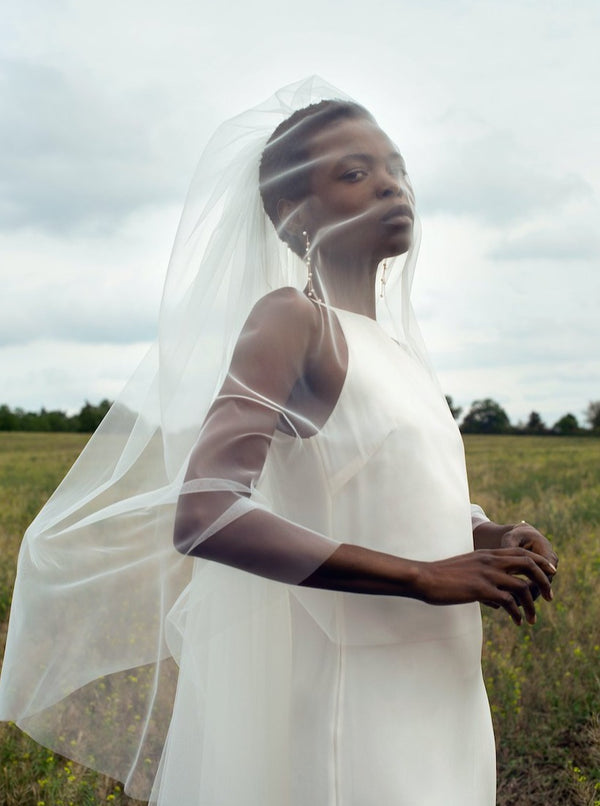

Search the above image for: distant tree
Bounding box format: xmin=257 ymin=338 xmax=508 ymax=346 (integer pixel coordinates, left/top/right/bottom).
xmin=17 ymin=409 xmax=42 ymax=431
xmin=523 ymin=411 xmax=546 ymax=435
xmin=0 ymin=401 xmax=112 ymax=432
xmin=12 ymin=408 xmax=26 ymax=429
xmin=35 ymin=408 xmax=51 ymax=431
xmin=584 ymin=401 xmax=600 ymax=432
xmin=46 ymin=409 xmax=74 ymax=432
xmin=77 ymin=399 xmax=112 ymax=433
xmin=445 ymin=395 xmax=463 ymax=421
xmin=552 ymin=413 xmax=580 ymax=436
xmin=460 ymin=398 xmax=511 ymax=434
xmin=0 ymin=404 xmax=17 ymax=430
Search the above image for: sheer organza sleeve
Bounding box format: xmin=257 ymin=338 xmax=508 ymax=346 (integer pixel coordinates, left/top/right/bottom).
xmin=174 ymin=288 xmax=340 ymax=583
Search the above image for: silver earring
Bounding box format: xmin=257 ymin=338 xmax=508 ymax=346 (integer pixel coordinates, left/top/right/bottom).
xmin=303 ymin=231 xmax=321 ymax=302
xmin=379 ymin=259 xmax=388 ymax=298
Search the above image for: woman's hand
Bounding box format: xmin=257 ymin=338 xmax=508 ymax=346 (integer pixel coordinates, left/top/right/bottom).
xmin=415 ymin=547 xmax=557 ymax=626
xmin=500 ymin=521 xmax=559 ymax=568
xmin=302 ymin=541 xmax=555 ymax=625
xmin=499 ymin=522 xmax=558 ymax=603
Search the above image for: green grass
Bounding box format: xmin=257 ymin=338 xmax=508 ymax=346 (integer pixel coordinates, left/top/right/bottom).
xmin=467 ymin=436 xmax=600 ymax=805
xmin=0 ymin=434 xmax=146 ymax=806
xmin=0 ymin=433 xmax=599 ymax=804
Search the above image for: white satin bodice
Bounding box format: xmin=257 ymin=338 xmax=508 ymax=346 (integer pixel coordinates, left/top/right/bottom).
xmin=263 ymin=306 xmax=482 ymax=647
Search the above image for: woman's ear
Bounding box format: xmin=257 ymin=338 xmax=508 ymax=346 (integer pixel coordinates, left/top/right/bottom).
xmin=276 ymin=198 xmax=305 ymax=241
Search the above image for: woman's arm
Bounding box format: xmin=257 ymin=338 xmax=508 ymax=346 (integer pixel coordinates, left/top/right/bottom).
xmin=175 ymin=289 xmax=556 ymax=624
xmin=174 ymin=288 xmax=341 ymax=582
xmin=301 ymin=541 xmax=555 ymax=626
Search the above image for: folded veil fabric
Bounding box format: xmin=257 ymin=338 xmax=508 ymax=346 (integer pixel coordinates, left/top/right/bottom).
xmin=0 ymin=76 xmax=486 ymax=802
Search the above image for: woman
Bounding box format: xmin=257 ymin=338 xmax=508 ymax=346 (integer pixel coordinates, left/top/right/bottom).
xmin=0 ymin=78 xmax=557 ymax=805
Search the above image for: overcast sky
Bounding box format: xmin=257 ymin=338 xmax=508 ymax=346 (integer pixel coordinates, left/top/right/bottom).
xmin=1 ymin=0 xmax=598 ymax=426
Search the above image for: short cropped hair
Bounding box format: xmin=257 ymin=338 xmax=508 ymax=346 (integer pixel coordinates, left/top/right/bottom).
xmin=259 ymin=99 xmax=373 ymax=256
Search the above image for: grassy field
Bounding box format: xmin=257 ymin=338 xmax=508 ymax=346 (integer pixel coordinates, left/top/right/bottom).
xmin=0 ymin=432 xmax=599 ymax=805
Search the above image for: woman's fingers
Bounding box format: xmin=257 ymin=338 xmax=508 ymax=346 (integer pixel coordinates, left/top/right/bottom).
xmin=422 ymin=547 xmax=557 ymax=625
xmin=483 ymin=582 xmax=533 ymax=625
xmin=504 ymin=548 xmax=555 ymax=601
xmin=489 ymin=589 xmax=524 ymax=625
xmin=505 ymin=576 xmax=537 ymax=624
xmin=481 ymin=548 xmax=555 ymax=624
xmin=501 ymin=523 xmax=559 ymax=571
xmin=482 ymin=547 xmax=554 ymax=599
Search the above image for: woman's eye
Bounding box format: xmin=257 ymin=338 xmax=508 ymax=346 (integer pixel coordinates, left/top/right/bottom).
xmin=342 ymin=169 xmax=367 ymax=182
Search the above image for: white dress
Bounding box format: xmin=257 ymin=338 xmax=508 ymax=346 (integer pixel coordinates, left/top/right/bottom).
xmin=152 ymin=307 xmax=496 ymax=805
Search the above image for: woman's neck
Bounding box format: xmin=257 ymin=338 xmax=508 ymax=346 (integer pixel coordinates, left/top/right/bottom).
xmin=310 ymin=255 xmax=379 ymax=319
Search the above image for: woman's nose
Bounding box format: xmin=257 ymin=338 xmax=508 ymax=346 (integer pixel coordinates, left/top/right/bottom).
xmin=377 ymin=174 xmax=403 ymax=199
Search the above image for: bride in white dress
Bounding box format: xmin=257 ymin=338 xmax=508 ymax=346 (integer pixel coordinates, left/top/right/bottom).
xmin=0 ymin=78 xmax=557 ymax=805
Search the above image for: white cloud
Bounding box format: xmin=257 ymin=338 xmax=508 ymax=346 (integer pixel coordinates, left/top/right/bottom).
xmin=0 ymin=59 xmax=192 ymax=232
xmin=0 ymin=0 xmax=598 ymax=422
xmin=489 ymin=208 xmax=600 ymax=261
xmin=416 ymin=128 xmax=592 ymax=225
xmin=1 ymin=339 xmax=151 ymax=413
xmin=0 ymin=205 xmax=177 ymax=346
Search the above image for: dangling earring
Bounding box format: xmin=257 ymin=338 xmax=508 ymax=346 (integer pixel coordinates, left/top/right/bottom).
xmin=303 ymin=230 xmax=321 ymax=302
xmin=379 ymin=259 xmax=388 ymax=298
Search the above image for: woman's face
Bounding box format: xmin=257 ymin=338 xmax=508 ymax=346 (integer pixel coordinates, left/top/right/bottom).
xmin=299 ymin=116 xmax=415 ymax=263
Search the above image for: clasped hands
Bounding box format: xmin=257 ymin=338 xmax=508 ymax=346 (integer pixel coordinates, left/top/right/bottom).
xmin=418 ymin=521 xmax=558 ymax=626
xmin=499 ymin=520 xmax=558 ymax=568
xmin=482 ymin=520 xmax=557 ymax=624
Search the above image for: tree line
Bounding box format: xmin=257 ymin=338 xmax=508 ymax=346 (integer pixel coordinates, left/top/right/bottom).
xmin=1 ymin=397 xmax=599 ymax=436
xmin=0 ymin=400 xmax=112 ymax=433
xmin=447 ymin=397 xmax=600 ymax=436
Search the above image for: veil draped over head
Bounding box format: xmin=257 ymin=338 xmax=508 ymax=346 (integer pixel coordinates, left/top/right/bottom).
xmin=0 ymin=76 xmax=440 ymax=802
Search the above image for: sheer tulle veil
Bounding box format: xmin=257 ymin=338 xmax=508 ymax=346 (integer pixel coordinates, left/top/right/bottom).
xmin=0 ymin=76 xmax=431 ymax=801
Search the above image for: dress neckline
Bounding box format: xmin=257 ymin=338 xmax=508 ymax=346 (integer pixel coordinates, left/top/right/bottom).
xmin=324 ymin=303 xmax=403 ymax=347
xmin=316 ymin=301 xmax=379 ymax=324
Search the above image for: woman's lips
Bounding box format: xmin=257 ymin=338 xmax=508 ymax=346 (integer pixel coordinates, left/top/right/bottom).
xmin=381 ymin=204 xmax=414 ymax=224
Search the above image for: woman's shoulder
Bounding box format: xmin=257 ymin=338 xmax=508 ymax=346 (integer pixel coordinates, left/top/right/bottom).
xmin=245 ymin=287 xmax=321 ymax=346
xmin=229 ymin=288 xmax=328 ymax=386
xmin=251 ymin=287 xmax=320 ymax=324
xmin=232 ymin=288 xmax=346 ymax=425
